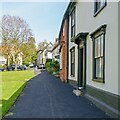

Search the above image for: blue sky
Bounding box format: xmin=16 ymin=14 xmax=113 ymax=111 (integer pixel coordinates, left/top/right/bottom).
xmin=2 ymin=2 xmax=69 ymax=46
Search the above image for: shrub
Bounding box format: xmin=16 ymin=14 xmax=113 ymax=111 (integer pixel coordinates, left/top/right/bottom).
xmin=45 ymin=59 xmax=60 ymax=74
xmin=3 ymin=64 xmax=7 ymax=69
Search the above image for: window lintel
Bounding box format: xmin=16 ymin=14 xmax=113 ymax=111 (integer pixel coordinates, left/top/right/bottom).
xmin=90 ymin=24 xmax=107 ymax=39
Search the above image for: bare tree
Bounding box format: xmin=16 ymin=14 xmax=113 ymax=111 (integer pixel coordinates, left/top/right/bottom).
xmin=1 ymin=15 xmax=33 ymax=67
xmin=38 ymin=40 xmax=48 ymax=50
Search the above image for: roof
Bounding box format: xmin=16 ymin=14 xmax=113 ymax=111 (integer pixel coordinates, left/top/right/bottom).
xmin=58 ymin=1 xmax=76 ymax=40
xmin=51 ymin=38 xmax=60 ymax=52
xmin=37 ymin=42 xmax=53 ymax=54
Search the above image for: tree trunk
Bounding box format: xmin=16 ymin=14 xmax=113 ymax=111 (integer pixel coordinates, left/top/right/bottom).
xmin=7 ymin=55 xmax=10 ymax=66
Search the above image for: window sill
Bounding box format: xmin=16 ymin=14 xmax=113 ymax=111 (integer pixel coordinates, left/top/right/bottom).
xmin=92 ymin=78 xmax=105 ymax=83
xmin=94 ymin=4 xmax=106 ymax=17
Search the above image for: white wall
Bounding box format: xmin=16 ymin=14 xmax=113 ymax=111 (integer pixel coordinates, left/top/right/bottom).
xmin=60 ymin=51 xmax=62 ymax=69
xmin=76 ymin=2 xmax=118 ymax=95
xmin=52 ymin=45 xmax=60 ymax=62
xmin=68 ymin=7 xmax=78 ymax=81
xmin=47 ymin=52 xmax=52 ymax=59
xmin=0 ymin=54 xmax=6 ymax=65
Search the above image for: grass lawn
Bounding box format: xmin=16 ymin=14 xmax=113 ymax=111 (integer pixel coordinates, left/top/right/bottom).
xmin=0 ymin=70 xmax=34 ymax=118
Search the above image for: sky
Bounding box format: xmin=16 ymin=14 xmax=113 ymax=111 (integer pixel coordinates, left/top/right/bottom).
xmin=2 ymin=2 xmax=69 ymax=46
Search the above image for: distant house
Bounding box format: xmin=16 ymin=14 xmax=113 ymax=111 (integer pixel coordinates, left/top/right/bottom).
xmin=0 ymin=46 xmax=23 ymax=66
xmin=51 ymin=38 xmax=60 ymax=62
xmin=10 ymin=46 xmax=23 ymax=66
xmin=37 ymin=42 xmax=53 ymax=65
xmin=0 ymin=47 xmax=7 ymax=66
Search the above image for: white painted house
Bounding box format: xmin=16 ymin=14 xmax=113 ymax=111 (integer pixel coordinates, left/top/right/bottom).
xmin=66 ymin=1 xmax=119 ymax=118
xmin=37 ymin=42 xmax=53 ymax=65
xmin=52 ymin=38 xmax=60 ymax=62
xmin=0 ymin=47 xmax=7 ymax=66
xmin=0 ymin=54 xmax=6 ymax=66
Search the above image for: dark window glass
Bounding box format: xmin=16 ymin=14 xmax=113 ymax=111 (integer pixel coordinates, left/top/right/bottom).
xmin=71 ymin=47 xmax=75 ymax=76
xmin=71 ymin=9 xmax=75 ymax=38
xmin=93 ymin=34 xmax=104 ymax=80
xmin=94 ymin=0 xmax=106 ymax=15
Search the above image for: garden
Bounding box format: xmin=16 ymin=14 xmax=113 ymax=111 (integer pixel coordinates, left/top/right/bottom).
xmin=0 ymin=70 xmax=34 ymax=118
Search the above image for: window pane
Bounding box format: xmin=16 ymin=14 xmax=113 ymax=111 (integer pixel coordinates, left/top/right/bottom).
xmin=73 ymin=26 xmax=75 ymax=37
xmin=73 ymin=26 xmax=75 ymax=36
xmin=71 ymin=48 xmax=75 ymax=76
xmin=100 ymin=57 xmax=103 ymax=78
xmin=71 ymin=49 xmax=75 ymax=63
xmin=72 ymin=63 xmax=75 ymax=75
xmin=71 ymin=9 xmax=75 ymax=37
xmin=98 ymin=37 xmax=101 ymax=57
xmin=97 ymin=2 xmax=101 ymax=10
xmin=96 ymin=58 xmax=101 ymax=78
xmin=100 ymin=34 xmax=104 ymax=56
xmin=95 ymin=38 xmax=98 ymax=58
xmin=100 ymin=0 xmax=105 ymax=8
xmin=71 ymin=13 xmax=75 ymax=26
xmin=96 ymin=57 xmax=103 ymax=78
xmin=94 ymin=0 xmax=106 ymax=13
xmin=95 ymin=37 xmax=100 ymax=58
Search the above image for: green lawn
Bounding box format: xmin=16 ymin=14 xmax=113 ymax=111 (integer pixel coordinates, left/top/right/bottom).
xmin=0 ymin=70 xmax=34 ymax=118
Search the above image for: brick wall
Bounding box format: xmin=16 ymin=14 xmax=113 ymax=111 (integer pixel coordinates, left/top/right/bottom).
xmin=60 ymin=19 xmax=67 ymax=82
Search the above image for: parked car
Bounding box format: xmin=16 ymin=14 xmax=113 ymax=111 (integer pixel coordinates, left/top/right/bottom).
xmin=6 ymin=65 xmax=15 ymax=71
xmin=38 ymin=64 xmax=45 ymax=69
xmin=17 ymin=65 xmax=27 ymax=70
xmin=29 ymin=63 xmax=34 ymax=68
xmin=0 ymin=67 xmax=4 ymax=72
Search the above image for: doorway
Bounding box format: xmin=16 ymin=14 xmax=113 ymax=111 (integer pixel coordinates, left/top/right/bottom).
xmin=78 ymin=44 xmax=86 ymax=90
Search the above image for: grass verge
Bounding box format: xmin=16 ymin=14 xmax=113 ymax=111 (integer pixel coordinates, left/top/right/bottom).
xmin=2 ymin=83 xmax=26 ymax=117
xmin=1 ymin=70 xmax=34 ymax=118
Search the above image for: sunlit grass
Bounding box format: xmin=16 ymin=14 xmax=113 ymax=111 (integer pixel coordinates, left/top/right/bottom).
xmin=1 ymin=70 xmax=34 ymax=118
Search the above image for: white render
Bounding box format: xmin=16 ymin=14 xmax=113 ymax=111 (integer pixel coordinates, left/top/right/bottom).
xmin=47 ymin=52 xmax=52 ymax=59
xmin=68 ymin=8 xmax=78 ymax=81
xmin=37 ymin=43 xmax=53 ymax=65
xmin=60 ymin=51 xmax=62 ymax=69
xmin=71 ymin=2 xmax=119 ymax=95
xmin=0 ymin=54 xmax=6 ymax=65
xmin=52 ymin=44 xmax=60 ymax=62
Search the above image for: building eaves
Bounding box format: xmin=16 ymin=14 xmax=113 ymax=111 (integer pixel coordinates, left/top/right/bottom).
xmin=58 ymin=1 xmax=76 ymax=41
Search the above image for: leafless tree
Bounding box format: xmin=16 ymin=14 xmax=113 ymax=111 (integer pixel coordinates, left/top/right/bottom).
xmin=1 ymin=15 xmax=33 ymax=67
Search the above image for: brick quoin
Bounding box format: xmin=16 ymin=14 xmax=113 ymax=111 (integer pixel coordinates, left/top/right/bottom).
xmin=60 ymin=19 xmax=67 ymax=82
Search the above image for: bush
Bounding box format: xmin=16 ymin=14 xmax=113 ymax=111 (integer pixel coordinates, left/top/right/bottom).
xmin=3 ymin=64 xmax=7 ymax=69
xmin=22 ymin=62 xmax=29 ymax=67
xmin=46 ymin=59 xmax=52 ymax=63
xmin=45 ymin=59 xmax=60 ymax=74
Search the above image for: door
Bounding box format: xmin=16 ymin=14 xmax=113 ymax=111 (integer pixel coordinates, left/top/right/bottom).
xmin=78 ymin=44 xmax=86 ymax=90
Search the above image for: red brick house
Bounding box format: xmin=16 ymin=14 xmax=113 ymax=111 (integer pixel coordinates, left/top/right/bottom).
xmin=59 ymin=18 xmax=68 ymax=83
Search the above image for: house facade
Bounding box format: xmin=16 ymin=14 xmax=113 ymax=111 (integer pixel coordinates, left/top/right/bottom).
xmin=59 ymin=18 xmax=68 ymax=82
xmin=37 ymin=42 xmax=53 ymax=65
xmin=0 ymin=47 xmax=6 ymax=65
xmin=37 ymin=50 xmax=43 ymax=65
xmin=0 ymin=46 xmax=23 ymax=66
xmin=52 ymin=38 xmax=60 ymax=62
xmin=60 ymin=1 xmax=119 ymax=118
xmin=0 ymin=54 xmax=6 ymax=66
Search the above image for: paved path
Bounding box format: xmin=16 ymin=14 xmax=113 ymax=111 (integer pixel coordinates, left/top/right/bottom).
xmin=5 ymin=71 xmax=109 ymax=118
